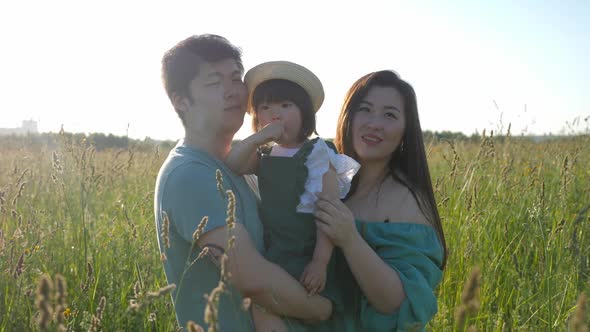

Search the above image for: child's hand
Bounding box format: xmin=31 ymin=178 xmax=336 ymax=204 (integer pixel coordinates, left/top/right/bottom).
xmin=255 ymin=122 xmax=284 ymax=145
xmin=300 ymin=259 xmax=328 ymax=296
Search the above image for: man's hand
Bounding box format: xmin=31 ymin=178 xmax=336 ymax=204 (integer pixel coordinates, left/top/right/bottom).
xmin=300 ymin=259 xmax=328 ymax=297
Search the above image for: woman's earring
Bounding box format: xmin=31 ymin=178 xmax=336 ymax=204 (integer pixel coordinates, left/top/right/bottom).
xmin=400 ymin=140 xmax=405 ymax=152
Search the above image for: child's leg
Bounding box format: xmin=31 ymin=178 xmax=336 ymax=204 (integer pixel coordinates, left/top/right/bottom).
xmin=252 ymin=304 xmax=288 ymax=332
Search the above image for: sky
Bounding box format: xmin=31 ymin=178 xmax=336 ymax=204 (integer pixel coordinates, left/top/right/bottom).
xmin=0 ymin=0 xmax=588 ymax=141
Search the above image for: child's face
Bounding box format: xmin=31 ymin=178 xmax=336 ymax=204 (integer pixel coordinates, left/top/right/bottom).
xmin=256 ymin=100 xmax=303 ymax=147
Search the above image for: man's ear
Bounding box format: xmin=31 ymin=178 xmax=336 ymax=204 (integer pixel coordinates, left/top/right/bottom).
xmin=171 ymin=93 xmax=189 ymax=115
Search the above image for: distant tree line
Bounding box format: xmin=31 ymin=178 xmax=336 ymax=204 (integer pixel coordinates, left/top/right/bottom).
xmin=1 ymin=130 xmax=583 ymax=153
xmin=0 ymin=132 xmax=176 ymax=152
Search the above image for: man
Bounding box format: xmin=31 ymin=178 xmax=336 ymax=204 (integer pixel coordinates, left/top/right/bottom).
xmin=154 ymin=34 xmax=331 ymax=331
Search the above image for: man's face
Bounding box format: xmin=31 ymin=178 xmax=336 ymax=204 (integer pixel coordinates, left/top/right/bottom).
xmin=179 ymin=58 xmax=247 ymax=136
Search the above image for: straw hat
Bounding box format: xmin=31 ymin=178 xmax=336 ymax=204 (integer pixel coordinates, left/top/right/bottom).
xmin=244 ymin=61 xmax=324 ymax=113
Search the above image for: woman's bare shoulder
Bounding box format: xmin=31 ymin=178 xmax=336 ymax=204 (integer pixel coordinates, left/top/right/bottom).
xmin=382 ymin=179 xmax=432 ymax=226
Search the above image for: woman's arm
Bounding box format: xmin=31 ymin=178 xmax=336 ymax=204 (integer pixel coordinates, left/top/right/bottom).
xmin=225 ymin=123 xmax=283 ymax=175
xmin=313 ymin=196 xmax=405 ymax=314
xmin=341 ymin=231 xmax=406 ymax=314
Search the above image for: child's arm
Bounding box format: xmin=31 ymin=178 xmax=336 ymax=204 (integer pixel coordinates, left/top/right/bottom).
xmin=225 ymin=123 xmax=284 ymax=175
xmin=300 ymin=167 xmax=339 ymax=296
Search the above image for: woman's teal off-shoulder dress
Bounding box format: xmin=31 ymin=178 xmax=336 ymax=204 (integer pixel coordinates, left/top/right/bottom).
xmin=312 ymin=221 xmax=444 ymax=332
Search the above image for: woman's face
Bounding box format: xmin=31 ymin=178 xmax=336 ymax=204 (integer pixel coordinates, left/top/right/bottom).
xmin=351 ymin=86 xmax=406 ymax=164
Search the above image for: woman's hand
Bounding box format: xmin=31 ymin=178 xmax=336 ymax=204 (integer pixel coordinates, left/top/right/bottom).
xmin=314 ymin=193 xmax=359 ymax=248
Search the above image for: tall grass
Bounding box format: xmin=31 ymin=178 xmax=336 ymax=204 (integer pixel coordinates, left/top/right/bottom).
xmin=0 ymin=132 xmax=588 ymax=330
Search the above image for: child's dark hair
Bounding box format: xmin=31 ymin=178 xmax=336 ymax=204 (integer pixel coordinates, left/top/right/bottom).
xmin=250 ymin=79 xmax=316 ymax=142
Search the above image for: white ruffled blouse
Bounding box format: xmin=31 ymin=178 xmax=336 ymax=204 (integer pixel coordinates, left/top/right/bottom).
xmin=270 ymin=139 xmax=361 ymax=213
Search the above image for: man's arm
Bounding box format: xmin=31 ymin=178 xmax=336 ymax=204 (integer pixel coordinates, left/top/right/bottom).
xmin=198 ymin=224 xmax=332 ymax=321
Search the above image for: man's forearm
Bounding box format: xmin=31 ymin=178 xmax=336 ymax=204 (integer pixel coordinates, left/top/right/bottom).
xmin=199 ymin=224 xmax=332 ymax=321
xmin=247 ymin=260 xmax=332 ymax=321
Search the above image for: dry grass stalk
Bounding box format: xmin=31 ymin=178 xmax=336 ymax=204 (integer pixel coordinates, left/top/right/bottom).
xmin=35 ymin=275 xmax=53 ymax=331
xmin=88 ymin=296 xmax=106 ymax=332
xmin=146 ymin=284 xmax=176 ymax=301
xmin=161 ymin=211 xmax=170 ymax=249
xmin=225 ymin=190 xmax=236 ymax=230
xmin=242 ymin=297 xmax=252 ymax=311
xmin=134 ymin=281 xmax=142 ymax=299
xmin=187 ymin=320 xmax=205 ymax=332
xmin=13 ymin=252 xmax=24 ymax=279
xmin=196 ymin=247 xmax=210 ymax=261
xmin=52 ymin=151 xmax=63 ymax=173
xmin=54 ymin=274 xmax=68 ymax=331
xmin=81 ymin=262 xmax=94 ymax=293
xmin=455 ymin=267 xmax=481 ymax=331
xmin=192 ymin=216 xmax=209 ymax=252
xmin=570 ymin=293 xmax=588 ymax=332
xmin=215 ymin=169 xmax=224 ymax=197
xmin=204 ymin=281 xmax=226 ymax=332
xmin=129 ymin=283 xmax=175 ymax=312
xmin=12 ymin=181 xmax=27 ymax=206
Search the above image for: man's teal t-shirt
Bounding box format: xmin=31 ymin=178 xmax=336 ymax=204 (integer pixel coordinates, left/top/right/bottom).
xmin=154 ymin=141 xmax=264 ymax=331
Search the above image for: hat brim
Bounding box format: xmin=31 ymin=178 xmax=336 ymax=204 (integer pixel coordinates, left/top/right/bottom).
xmin=244 ymin=61 xmax=324 ymax=113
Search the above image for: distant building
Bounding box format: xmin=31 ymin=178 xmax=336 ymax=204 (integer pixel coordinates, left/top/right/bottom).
xmin=0 ymin=120 xmax=39 ymax=136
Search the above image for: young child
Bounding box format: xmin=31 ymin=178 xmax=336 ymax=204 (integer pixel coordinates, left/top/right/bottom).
xmin=226 ymin=61 xmax=360 ymax=330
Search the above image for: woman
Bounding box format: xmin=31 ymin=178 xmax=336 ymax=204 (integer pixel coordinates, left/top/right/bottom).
xmin=313 ymin=70 xmax=448 ymax=331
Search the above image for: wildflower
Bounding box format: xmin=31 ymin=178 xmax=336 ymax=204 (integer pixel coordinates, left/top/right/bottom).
xmin=63 ymin=307 xmax=72 ymax=319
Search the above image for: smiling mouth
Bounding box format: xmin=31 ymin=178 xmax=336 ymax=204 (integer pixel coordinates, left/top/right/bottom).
xmin=362 ymin=134 xmax=383 ymax=145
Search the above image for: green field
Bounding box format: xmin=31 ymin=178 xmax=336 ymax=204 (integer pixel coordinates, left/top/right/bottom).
xmin=1 ymin=133 xmax=588 ymax=331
